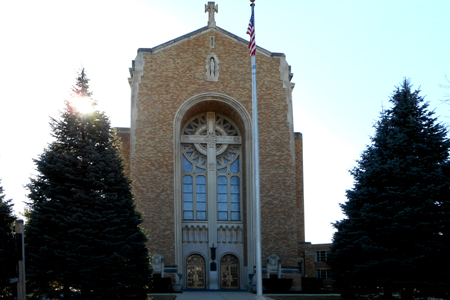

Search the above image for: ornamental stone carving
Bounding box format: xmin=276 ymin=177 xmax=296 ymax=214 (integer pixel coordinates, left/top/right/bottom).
xmin=152 ymin=252 xmax=165 ymax=276
xmin=182 ymin=225 xmax=209 ymax=243
xmin=266 ymin=253 xmax=281 ymax=278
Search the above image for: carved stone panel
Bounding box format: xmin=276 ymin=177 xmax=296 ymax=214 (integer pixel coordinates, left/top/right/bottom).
xmin=152 ymin=252 xmax=165 ymax=275
xmin=266 ymin=253 xmax=281 ymax=278
xmin=182 ymin=224 xmax=209 ymax=243
xmin=217 ymin=225 xmax=243 ymax=244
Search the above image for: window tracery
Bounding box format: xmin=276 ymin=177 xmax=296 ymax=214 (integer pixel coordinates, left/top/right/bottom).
xmin=181 ymin=113 xmax=242 ymax=221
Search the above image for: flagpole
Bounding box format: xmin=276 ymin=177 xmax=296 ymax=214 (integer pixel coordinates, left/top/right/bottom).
xmin=252 ymin=52 xmax=264 ymax=299
xmin=248 ymin=1 xmax=264 ymax=299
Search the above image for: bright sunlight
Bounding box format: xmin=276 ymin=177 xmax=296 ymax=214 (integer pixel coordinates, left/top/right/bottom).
xmin=70 ymin=96 xmax=95 ymax=114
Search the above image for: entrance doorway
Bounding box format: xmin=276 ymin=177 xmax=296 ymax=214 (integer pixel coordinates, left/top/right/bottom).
xmin=220 ymin=254 xmax=239 ymax=289
xmin=186 ymin=254 xmax=206 ymax=289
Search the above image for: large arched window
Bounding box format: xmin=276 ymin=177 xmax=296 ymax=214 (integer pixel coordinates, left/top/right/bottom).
xmin=181 ymin=112 xmax=242 ymax=221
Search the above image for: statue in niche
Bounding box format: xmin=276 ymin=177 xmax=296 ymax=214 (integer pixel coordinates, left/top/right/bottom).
xmin=210 ymin=58 xmax=215 ymax=76
xmin=206 ymin=54 xmax=219 ymax=81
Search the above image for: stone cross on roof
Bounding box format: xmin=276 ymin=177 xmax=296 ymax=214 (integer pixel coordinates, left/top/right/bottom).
xmin=205 ymin=2 xmax=218 ymax=28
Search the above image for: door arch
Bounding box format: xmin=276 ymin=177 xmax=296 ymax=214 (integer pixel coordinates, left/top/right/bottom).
xmin=186 ymin=254 xmax=206 ymax=289
xmin=220 ymin=254 xmax=240 ymax=289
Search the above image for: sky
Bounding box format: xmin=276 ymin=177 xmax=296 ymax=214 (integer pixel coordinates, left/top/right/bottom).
xmin=1 ymin=0 xmax=449 ymax=244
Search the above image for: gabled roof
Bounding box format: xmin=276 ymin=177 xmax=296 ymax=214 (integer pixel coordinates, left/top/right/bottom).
xmin=137 ymin=26 xmax=285 ymax=58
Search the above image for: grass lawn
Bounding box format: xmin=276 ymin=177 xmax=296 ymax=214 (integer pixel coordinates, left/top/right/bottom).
xmin=148 ymin=296 xmax=177 ymax=300
xmin=270 ymin=296 xmax=342 ymax=300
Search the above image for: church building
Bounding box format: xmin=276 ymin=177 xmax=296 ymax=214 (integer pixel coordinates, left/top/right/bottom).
xmin=117 ymin=2 xmax=330 ymax=291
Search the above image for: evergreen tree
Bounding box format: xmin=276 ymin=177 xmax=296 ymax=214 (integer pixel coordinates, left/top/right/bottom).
xmin=71 ymin=68 xmax=93 ymax=98
xmin=0 ymin=181 xmax=16 ymax=298
xmin=329 ymin=79 xmax=450 ymax=299
xmin=25 ymin=69 xmax=151 ymax=299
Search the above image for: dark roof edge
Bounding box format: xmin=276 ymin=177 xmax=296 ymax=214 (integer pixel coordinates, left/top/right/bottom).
xmin=114 ymin=127 xmax=131 ymax=132
xmin=138 ymin=26 xmax=209 ymax=54
xmin=137 ymin=26 xmax=285 ymax=58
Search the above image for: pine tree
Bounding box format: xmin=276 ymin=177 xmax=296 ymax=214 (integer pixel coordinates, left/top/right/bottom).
xmin=25 ymin=69 xmax=151 ymax=300
xmin=329 ymin=79 xmax=450 ymax=299
xmin=71 ymin=68 xmax=93 ymax=98
xmin=0 ymin=181 xmax=16 ymax=299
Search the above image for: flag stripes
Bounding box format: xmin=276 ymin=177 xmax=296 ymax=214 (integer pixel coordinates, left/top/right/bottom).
xmin=246 ymin=7 xmax=256 ymax=56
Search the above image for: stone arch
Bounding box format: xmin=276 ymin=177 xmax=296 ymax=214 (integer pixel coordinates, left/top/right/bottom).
xmin=173 ymin=93 xmax=254 ymax=278
xmin=184 ymin=251 xmax=207 ymax=268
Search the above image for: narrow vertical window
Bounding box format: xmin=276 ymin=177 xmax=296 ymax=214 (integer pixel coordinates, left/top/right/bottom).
xmin=181 ymin=141 xmax=207 ymax=221
xmin=196 ymin=176 xmax=206 ymax=220
xmin=230 ymin=176 xmax=240 ymax=220
xmin=218 ymin=176 xmax=228 ymax=220
xmin=183 ymin=175 xmax=193 ymax=220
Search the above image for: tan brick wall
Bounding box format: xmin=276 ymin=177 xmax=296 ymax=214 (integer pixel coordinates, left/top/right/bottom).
xmin=295 ymin=133 xmax=305 ymax=245
xmin=310 ymin=244 xmax=332 ymax=271
xmin=298 ymin=243 xmax=332 ymax=279
xmin=301 ymin=250 xmax=315 ymax=278
xmin=130 ymin=29 xmax=302 ymax=267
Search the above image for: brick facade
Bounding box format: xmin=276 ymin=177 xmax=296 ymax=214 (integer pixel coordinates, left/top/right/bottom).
xmin=115 ymin=13 xmax=330 ymax=291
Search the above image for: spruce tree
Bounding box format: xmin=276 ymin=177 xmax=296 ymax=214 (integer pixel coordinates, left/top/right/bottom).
xmin=330 ymin=79 xmax=450 ymax=299
xmin=25 ymin=69 xmax=151 ymax=300
xmin=71 ymin=68 xmax=93 ymax=98
xmin=0 ymin=181 xmax=16 ymax=298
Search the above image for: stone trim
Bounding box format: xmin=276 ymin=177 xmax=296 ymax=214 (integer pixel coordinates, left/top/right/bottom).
xmin=138 ymin=26 xmax=274 ymax=58
xmin=278 ymin=55 xmax=296 ymax=162
xmin=115 ymin=127 xmax=130 ymax=133
xmin=129 ymin=52 xmax=145 ymax=159
xmin=163 ymin=268 xmax=178 ymax=273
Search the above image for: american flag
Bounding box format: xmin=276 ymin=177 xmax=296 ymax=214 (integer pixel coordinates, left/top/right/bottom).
xmin=246 ymin=7 xmax=256 ymax=56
